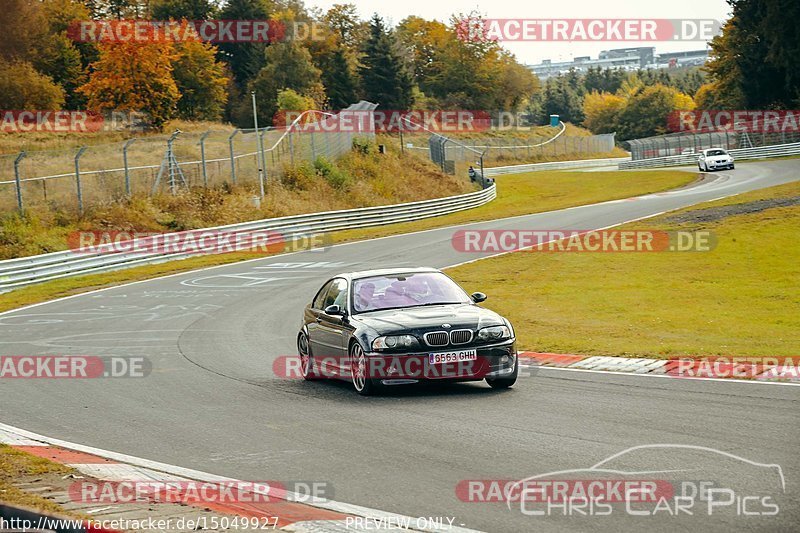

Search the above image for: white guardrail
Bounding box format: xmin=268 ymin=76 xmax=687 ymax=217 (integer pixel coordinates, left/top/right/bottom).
xmin=0 ymin=185 xmax=496 ymax=292
xmin=619 ymin=142 xmax=800 ymax=169
xmin=484 ymin=157 xmax=630 ymax=176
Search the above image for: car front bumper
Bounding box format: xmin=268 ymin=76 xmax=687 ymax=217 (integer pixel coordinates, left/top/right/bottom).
xmin=364 ymin=340 xmax=517 ymax=382
xmin=706 ymin=161 xmax=734 ymax=169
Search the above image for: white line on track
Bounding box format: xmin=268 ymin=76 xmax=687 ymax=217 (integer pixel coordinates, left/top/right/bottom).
xmin=523 ymin=365 xmax=800 ymax=387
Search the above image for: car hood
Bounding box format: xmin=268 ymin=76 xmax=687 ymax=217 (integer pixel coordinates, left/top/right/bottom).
xmin=352 ymin=304 xmax=504 ymax=335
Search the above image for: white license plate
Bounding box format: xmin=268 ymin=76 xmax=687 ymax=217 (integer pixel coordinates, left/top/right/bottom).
xmin=429 ymin=349 xmax=477 ymax=364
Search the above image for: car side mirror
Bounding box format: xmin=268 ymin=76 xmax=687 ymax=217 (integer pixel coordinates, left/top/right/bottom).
xmin=324 ymin=304 xmax=345 ymax=316
xmin=471 ymin=292 xmax=487 ymax=303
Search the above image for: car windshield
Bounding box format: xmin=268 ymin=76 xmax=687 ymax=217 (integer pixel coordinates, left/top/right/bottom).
xmin=352 ymin=272 xmax=471 ymax=313
xmin=707 ymin=149 xmax=727 ymax=156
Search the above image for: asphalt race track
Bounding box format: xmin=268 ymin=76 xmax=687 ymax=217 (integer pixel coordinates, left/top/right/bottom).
xmin=2 ymin=160 xmax=799 ymax=532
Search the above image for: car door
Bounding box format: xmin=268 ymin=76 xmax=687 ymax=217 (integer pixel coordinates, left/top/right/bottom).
xmin=307 ymin=280 xmax=333 ymax=357
xmin=315 ymin=278 xmax=350 ymax=364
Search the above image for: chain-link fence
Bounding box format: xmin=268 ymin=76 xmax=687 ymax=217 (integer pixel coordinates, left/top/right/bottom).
xmin=627 ymin=129 xmax=800 ymax=160
xmin=399 ymin=126 xmax=616 ymax=179
xmin=0 ymin=101 xmax=377 ymax=213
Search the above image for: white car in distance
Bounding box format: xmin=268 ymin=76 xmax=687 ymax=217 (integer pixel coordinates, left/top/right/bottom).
xmin=698 ymin=148 xmax=735 ymax=172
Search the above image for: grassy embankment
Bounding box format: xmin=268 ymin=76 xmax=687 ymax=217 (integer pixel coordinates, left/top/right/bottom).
xmin=449 ymin=181 xmax=800 ymax=358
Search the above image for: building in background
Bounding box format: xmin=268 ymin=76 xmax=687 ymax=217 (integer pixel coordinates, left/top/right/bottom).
xmin=528 ymin=47 xmax=708 ymax=80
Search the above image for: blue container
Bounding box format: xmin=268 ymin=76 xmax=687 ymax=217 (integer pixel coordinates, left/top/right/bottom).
xmin=549 ymin=114 xmax=560 ymax=127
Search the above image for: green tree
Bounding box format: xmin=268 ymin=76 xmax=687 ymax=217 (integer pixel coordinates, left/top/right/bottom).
xmin=173 ymin=39 xmax=230 ymax=120
xmin=248 ymin=41 xmax=325 ymax=125
xmin=358 ymin=14 xmax=413 ymax=110
xmin=616 ymin=84 xmax=692 ymax=140
xmin=217 ymin=0 xmax=271 ymax=88
xmin=706 ymin=0 xmax=799 ymax=108
xmin=532 ymin=73 xmax=584 ymax=124
xmin=150 ymin=0 xmax=216 ymax=19
xmin=319 ymin=47 xmax=357 ymax=109
xmin=31 ymin=33 xmax=86 ymax=109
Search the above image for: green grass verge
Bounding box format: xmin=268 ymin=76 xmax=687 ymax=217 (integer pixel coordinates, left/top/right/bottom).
xmin=448 ymin=181 xmax=800 ymax=358
xmin=0 ymin=169 xmax=695 ymax=314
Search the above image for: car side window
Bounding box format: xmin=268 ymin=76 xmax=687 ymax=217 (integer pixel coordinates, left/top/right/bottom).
xmin=313 ymin=281 xmax=333 ymax=309
xmin=324 ymin=278 xmax=348 ymax=309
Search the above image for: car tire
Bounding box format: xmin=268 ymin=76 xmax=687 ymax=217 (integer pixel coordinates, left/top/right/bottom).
xmin=730 ymin=164 xmax=735 ymax=170
xmin=486 ymin=357 xmax=518 ymax=390
xmin=297 ymin=331 xmax=320 ymax=380
xmin=698 ymin=164 xmax=703 ymax=171
xmin=350 ymin=342 xmax=379 ymax=396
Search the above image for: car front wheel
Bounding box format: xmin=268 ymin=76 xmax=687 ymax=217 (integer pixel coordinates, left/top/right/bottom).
xmin=298 ymin=331 xmax=319 ymax=380
xmin=486 ymin=357 xmax=518 ymax=390
xmin=350 ymin=342 xmax=379 ymax=395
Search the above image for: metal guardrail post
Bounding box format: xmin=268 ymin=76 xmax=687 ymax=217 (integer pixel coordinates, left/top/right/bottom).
xmin=74 ymin=147 xmax=88 ymax=213
xmin=198 ymin=131 xmax=211 ymax=188
xmin=13 ymin=152 xmax=26 ymax=213
xmin=123 ymin=139 xmax=136 ymax=196
xmin=228 ymin=129 xmax=240 ymax=184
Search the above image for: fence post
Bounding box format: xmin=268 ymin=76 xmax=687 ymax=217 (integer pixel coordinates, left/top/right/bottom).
xmin=123 ymin=139 xmax=136 ymax=195
xmin=75 ymin=147 xmax=88 ymax=213
xmin=199 ymin=131 xmax=211 ymax=188
xmin=288 ymin=130 xmax=295 ymax=166
xmin=13 ymin=151 xmax=26 ymax=213
xmin=258 ymin=129 xmax=266 ymax=198
xmin=228 ymin=129 xmax=240 ymax=184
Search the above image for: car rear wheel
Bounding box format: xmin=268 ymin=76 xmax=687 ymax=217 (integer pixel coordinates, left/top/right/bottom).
xmin=298 ymin=331 xmax=319 ymax=380
xmin=350 ymin=342 xmax=378 ymax=395
xmin=486 ymin=357 xmax=518 ymax=390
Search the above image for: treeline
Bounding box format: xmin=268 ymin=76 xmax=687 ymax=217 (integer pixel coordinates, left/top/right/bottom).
xmin=0 ymin=0 xmax=538 ymax=129
xmin=529 ymin=67 xmax=703 ymax=140
xmin=533 ymin=0 xmax=799 ymax=141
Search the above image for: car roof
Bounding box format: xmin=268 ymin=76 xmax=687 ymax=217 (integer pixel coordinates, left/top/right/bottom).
xmin=331 ymin=267 xmax=441 ymax=281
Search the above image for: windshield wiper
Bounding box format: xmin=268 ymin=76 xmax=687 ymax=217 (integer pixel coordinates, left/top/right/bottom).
xmin=356 ymin=302 xmax=465 ymax=314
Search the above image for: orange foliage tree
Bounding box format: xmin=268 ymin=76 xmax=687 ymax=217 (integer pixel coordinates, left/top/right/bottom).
xmin=78 ymin=37 xmax=179 ymax=128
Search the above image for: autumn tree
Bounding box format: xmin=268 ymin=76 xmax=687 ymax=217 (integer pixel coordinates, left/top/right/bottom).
xmin=0 ymin=60 xmax=66 ymax=109
xmin=78 ymin=38 xmax=180 ymax=128
xmin=582 ymin=91 xmax=625 ymax=134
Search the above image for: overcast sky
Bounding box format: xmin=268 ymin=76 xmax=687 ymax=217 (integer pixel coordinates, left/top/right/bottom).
xmin=306 ymin=0 xmax=733 ymax=64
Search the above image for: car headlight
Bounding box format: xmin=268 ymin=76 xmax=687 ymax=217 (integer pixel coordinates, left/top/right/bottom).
xmin=372 ymin=335 xmax=419 ymax=351
xmin=477 ymin=325 xmax=511 ymax=341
